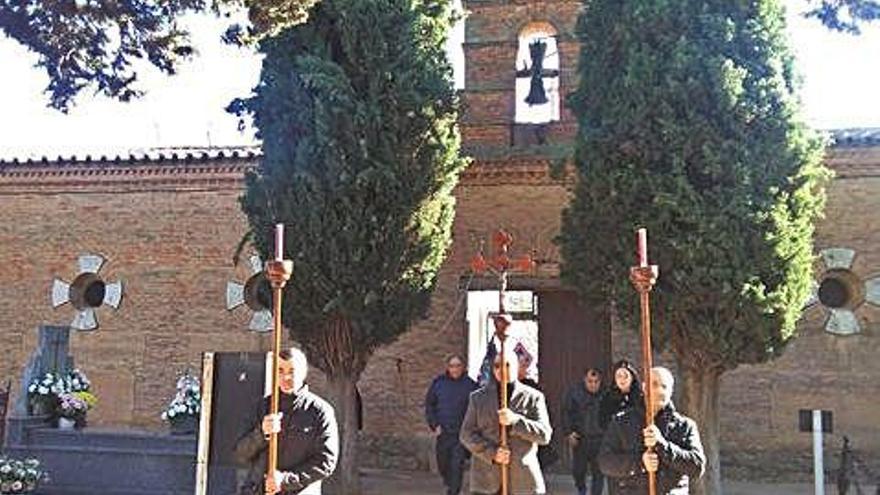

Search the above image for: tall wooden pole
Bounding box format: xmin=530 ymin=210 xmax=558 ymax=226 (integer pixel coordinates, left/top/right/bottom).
xmin=497 ymin=271 xmax=509 ymax=495
xmin=265 ymin=224 xmax=293 ymax=494
xmin=630 ymin=228 xmax=659 ymax=495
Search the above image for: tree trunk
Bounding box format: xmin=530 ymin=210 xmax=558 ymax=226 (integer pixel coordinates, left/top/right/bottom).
xmin=325 ymin=373 xmax=361 ymax=494
xmin=679 ymin=363 xmax=723 ymax=495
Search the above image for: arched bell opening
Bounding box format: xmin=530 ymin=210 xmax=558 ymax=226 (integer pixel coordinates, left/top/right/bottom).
xmin=514 ymin=21 xmax=560 ymax=125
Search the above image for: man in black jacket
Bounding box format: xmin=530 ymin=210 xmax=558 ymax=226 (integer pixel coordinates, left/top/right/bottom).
xmin=425 ymin=354 xmax=478 ymax=495
xmin=598 ymin=367 xmax=704 ymax=495
xmin=234 ymin=348 xmax=339 ymax=495
xmin=563 ymin=368 xmax=605 ymax=495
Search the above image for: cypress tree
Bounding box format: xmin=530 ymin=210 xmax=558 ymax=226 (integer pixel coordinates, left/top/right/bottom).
xmin=560 ymin=1 xmax=829 ymax=492
xmin=236 ymin=0 xmax=465 ymax=491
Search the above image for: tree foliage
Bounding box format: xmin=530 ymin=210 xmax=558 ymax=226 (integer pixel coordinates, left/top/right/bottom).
xmin=562 ymin=0 xmax=828 ymax=371
xmin=237 ymin=0 xmax=465 ymax=378
xmin=559 ymin=1 xmax=829 ymax=490
xmin=232 ymin=3 xmax=464 ymax=489
xmin=1 ymin=0 xmax=877 ymax=111
xmin=0 ymin=0 xmax=318 ymax=111
xmin=805 ymin=0 xmax=880 ymax=33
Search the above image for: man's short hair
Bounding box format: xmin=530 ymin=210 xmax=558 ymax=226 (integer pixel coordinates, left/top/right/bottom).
xmin=652 ymin=366 xmax=674 ymax=390
xmin=492 ymin=313 xmax=513 ymax=324
xmin=585 ymin=367 xmax=602 ymax=378
xmin=279 ymin=347 xmax=309 ymax=382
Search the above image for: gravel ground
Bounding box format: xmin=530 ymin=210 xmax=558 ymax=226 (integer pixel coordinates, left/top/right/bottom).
xmin=360 ymin=468 xmax=876 ymax=494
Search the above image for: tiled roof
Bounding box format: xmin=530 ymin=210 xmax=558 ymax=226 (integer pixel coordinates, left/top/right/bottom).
xmin=1 ymin=128 xmax=879 ymax=167
xmin=0 ymin=145 xmax=262 ymax=167
xmin=828 ymin=128 xmax=880 ymax=148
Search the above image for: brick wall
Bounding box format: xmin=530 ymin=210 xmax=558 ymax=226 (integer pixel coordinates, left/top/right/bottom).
xmin=718 ymin=168 xmax=880 ymax=481
xmin=0 ymin=160 xmax=270 ymax=427
xmin=1 ymin=146 xmax=877 ymax=479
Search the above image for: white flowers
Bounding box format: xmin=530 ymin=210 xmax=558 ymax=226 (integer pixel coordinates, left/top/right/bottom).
xmin=27 ymin=369 xmax=91 ymax=398
xmin=160 ymin=372 xmax=201 ymax=424
xmin=0 ymin=456 xmax=46 ymax=493
xmin=26 ymin=369 xmax=94 ymax=418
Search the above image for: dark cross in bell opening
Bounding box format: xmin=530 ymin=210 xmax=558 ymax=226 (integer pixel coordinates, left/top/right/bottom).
xmin=515 ymin=38 xmax=560 ymax=106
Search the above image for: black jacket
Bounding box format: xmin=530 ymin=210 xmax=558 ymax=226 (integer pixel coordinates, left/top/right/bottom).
xmin=599 ymin=387 xmax=644 ymax=429
xmin=425 ymin=373 xmax=478 ymax=433
xmin=598 ymin=404 xmax=705 ymax=495
xmin=563 ymin=383 xmax=605 ymax=441
xmin=233 ymin=386 xmax=339 ymax=494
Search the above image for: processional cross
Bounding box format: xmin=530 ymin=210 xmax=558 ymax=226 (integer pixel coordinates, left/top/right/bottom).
xmin=515 ymin=38 xmax=560 ymax=106
xmin=471 ymin=229 xmax=535 ymax=495
xmin=629 ymin=228 xmax=659 ymax=495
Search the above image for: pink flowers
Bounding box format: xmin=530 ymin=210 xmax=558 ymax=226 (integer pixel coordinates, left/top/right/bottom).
xmin=57 ymin=391 xmax=96 ymax=420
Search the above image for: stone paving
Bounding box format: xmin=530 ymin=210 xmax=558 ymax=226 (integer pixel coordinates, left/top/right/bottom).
xmin=360 ymin=468 xmax=876 ymax=494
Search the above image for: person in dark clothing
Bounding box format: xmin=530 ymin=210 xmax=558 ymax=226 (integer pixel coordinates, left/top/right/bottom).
xmin=425 ymin=354 xmax=478 ymax=495
xmin=600 ymin=360 xmax=644 ymax=429
xmin=598 ymin=367 xmax=705 ymax=495
xmin=234 ymin=348 xmax=339 ymax=495
xmin=563 ymin=368 xmax=606 ymax=495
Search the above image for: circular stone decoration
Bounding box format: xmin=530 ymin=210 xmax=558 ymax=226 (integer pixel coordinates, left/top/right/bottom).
xmin=226 ymin=254 xmax=274 ymax=332
xmin=244 ymin=274 xmax=273 ymax=311
xmin=817 ymin=277 xmax=849 ymax=308
xmin=805 ymin=248 xmax=879 ymax=336
xmin=70 ymin=273 xmax=107 ymax=309
xmin=51 ymin=254 xmax=123 ymax=331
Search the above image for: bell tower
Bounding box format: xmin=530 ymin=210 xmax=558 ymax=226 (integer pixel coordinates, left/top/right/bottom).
xmin=461 ymin=0 xmax=580 ymax=153
xmin=457 ymin=2 xmax=604 ymax=470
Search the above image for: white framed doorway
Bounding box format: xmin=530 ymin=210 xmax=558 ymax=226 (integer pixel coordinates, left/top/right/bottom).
xmin=465 ymin=290 xmax=539 ymax=385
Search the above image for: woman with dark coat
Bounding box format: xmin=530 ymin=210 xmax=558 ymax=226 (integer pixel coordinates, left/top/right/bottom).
xmin=599 ymin=360 xmax=644 ymax=429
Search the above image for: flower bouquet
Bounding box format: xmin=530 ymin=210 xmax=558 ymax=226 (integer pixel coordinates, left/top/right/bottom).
xmin=0 ymin=456 xmax=47 ymax=494
xmin=25 ymin=372 xmax=64 ymax=416
xmin=57 ymin=391 xmax=97 ymax=428
xmin=161 ymin=372 xmax=201 ymax=435
xmin=26 ymin=368 xmax=96 ymax=427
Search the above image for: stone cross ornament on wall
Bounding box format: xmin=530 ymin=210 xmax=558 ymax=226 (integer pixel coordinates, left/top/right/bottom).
xmin=51 ymin=254 xmax=123 ymax=331
xmin=804 ymin=247 xmax=880 ymax=335
xmin=226 ymin=254 xmax=273 ymax=332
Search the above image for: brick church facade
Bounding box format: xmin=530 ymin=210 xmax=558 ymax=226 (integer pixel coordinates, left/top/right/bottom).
xmin=2 ymin=0 xmax=879 ymax=480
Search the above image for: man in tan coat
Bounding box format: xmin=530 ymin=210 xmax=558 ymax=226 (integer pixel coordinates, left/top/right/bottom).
xmin=460 ymin=317 xmax=553 ymax=495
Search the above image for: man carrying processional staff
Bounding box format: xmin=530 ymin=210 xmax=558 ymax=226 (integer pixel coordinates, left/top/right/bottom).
xmin=460 ymin=314 xmax=553 ymax=495
xmin=234 ymin=347 xmax=339 ymax=495
xmin=458 ymin=227 xmax=704 ymax=495
xmin=234 ymin=225 xmax=340 ymax=495
xmin=597 ymin=228 xmax=705 ymax=495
